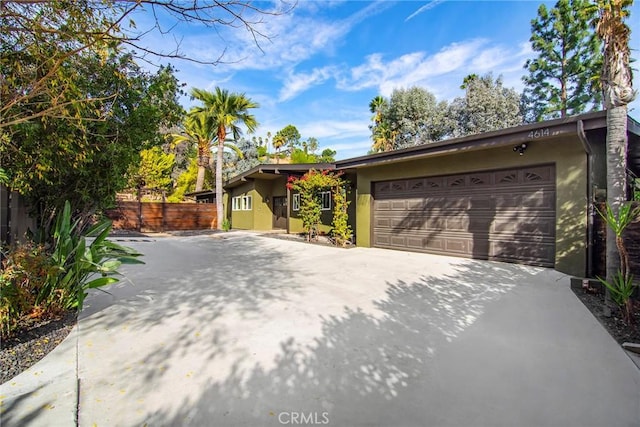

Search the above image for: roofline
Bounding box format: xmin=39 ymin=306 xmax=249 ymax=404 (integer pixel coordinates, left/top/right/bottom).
xmin=184 ymin=190 xmax=216 ymax=197
xmin=219 ymin=111 xmax=637 ymax=184
xmin=224 ymin=162 xmax=336 ymax=188
xmin=335 ymin=110 xmax=610 ymax=169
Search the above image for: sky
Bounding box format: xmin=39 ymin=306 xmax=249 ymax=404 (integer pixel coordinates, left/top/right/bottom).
xmin=131 ymin=0 xmax=640 ymax=160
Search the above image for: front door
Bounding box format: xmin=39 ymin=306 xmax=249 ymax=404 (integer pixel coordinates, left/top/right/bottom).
xmin=272 ymin=196 xmax=287 ymax=229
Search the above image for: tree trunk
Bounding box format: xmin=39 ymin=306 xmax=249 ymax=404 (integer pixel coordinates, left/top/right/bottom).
xmin=195 ymin=165 xmax=206 ymax=192
xmin=195 ymin=154 xmax=209 ymax=192
xmin=605 ymin=104 xmax=628 ymax=316
xmin=216 ymin=130 xmax=225 ymax=231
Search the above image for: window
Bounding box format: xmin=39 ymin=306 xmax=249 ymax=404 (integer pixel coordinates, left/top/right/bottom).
xmin=232 ymin=195 xmax=252 ymax=211
xmin=320 ymin=191 xmax=331 ymax=210
xmin=243 ymin=195 xmax=252 ymax=210
xmin=292 ymin=193 xmax=300 ymax=211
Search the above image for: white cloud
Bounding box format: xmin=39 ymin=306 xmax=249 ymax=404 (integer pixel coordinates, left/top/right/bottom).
xmin=173 ymin=0 xmax=395 ymax=73
xmin=337 ymin=38 xmax=530 ymax=100
xmin=299 ymin=119 xmax=371 ymax=141
xmin=279 ymin=66 xmax=338 ymax=101
xmin=405 ymin=0 xmax=445 ymax=22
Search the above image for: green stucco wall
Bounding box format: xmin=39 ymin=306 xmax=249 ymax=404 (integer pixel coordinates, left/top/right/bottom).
xmin=229 ymin=182 xmax=255 ymax=230
xmin=355 ymin=137 xmax=588 ymax=276
xmin=253 ymin=179 xmax=274 ymax=231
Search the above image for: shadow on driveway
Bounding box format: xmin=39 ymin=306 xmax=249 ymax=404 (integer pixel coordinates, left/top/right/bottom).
xmin=77 ymin=235 xmax=640 ymax=427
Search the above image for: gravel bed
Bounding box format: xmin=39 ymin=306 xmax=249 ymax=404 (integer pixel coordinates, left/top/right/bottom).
xmin=572 ymin=288 xmax=640 ymax=345
xmin=0 ymin=311 xmax=77 ymax=384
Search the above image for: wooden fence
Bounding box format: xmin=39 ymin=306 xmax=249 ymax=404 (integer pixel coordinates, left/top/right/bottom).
xmin=105 ymin=201 xmax=217 ymax=232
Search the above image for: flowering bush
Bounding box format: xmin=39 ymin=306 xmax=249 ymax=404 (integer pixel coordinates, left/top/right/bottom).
xmin=288 ymin=170 xmax=351 ymax=245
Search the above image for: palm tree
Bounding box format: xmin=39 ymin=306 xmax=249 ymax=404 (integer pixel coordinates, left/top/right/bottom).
xmin=272 ymin=134 xmax=286 ymax=164
xmin=171 ymin=112 xmax=244 ymax=192
xmin=369 ymin=95 xmax=387 ymax=124
xmin=593 ymin=0 xmax=635 ymax=314
xmin=191 ymin=87 xmax=258 ymax=230
xmin=170 ymin=112 xmax=215 ymax=192
xmin=371 ymin=121 xmax=397 ymax=153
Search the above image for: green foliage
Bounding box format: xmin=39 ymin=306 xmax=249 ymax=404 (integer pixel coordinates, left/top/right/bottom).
xmin=48 ymin=201 xmax=144 ymax=311
xmin=168 ymin=158 xmax=214 ymax=202
xmin=222 ymin=218 xmax=231 ymax=232
xmin=449 ymin=73 xmax=523 ymax=137
xmin=596 ymin=202 xmax=639 ymax=324
xmin=597 ymin=202 xmax=639 ymax=239
xmin=129 ymin=146 xmax=176 ymax=190
xmin=1 ymin=241 xmax=56 ymax=338
xmin=319 ymin=148 xmax=336 ymax=163
xmin=274 ymin=125 xmax=302 ymax=154
xmin=189 ymin=87 xmax=259 ymax=230
xmin=522 ymin=0 xmax=602 ymax=121
xmin=383 ymin=87 xmax=453 ymax=149
xmin=331 ymin=186 xmax=352 ymax=247
xmin=291 ymin=148 xmax=318 ymax=164
xmin=597 ymin=271 xmax=635 ymax=322
xmin=287 ymin=170 xmax=351 ymax=245
xmin=371 ymin=76 xmax=524 ymax=151
xmin=1 ymin=1 xmax=282 ymax=129
xmin=2 ymin=51 xmax=185 ymax=233
xmin=0 ymin=201 xmax=143 ymax=338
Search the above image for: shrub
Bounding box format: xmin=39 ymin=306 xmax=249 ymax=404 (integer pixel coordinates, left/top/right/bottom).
xmin=0 ymin=201 xmax=144 ymax=338
xmin=596 ymin=202 xmax=640 ymax=324
xmin=1 ymin=241 xmax=60 ymax=338
xmin=48 ymin=201 xmax=144 ymax=311
xmin=287 ymin=170 xmax=351 ymax=245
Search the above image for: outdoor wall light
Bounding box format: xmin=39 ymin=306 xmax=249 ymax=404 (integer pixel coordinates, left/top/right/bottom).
xmin=513 ymin=142 xmax=528 ymax=155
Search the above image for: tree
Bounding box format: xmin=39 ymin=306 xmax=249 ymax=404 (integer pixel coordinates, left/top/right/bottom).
xmin=167 ymin=158 xmax=214 ymax=203
xmin=449 ymin=73 xmax=523 ymax=137
xmin=128 ymin=146 xmax=176 ymax=191
xmin=286 ymin=170 xmax=351 ymax=245
xmin=0 ymin=51 xmax=184 ymax=232
xmin=383 ymin=87 xmax=452 ymax=149
xmin=522 ymin=0 xmax=603 ymax=121
xmin=369 ymin=95 xmax=394 ymax=153
xmin=274 ymin=125 xmax=302 ymax=155
xmin=1 ymin=0 xmax=291 ymax=129
xmin=226 ymin=136 xmax=265 ymax=177
xmin=319 ymin=148 xmax=336 ymax=163
xmin=369 ymin=95 xmax=387 ymax=124
xmin=371 ymin=121 xmax=397 ymax=153
xmin=272 ymin=134 xmax=286 ymax=164
xmin=190 ymin=87 xmax=258 ymax=230
xmin=591 ymin=0 xmax=636 ymax=315
xmin=170 ymin=112 xmax=217 ymax=192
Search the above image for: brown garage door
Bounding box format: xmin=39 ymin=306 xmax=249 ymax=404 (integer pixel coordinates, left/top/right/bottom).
xmin=372 ymin=165 xmax=556 ymax=267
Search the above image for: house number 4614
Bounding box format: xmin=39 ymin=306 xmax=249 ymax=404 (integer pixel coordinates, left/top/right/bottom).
xmin=527 ymin=128 xmax=550 ymax=139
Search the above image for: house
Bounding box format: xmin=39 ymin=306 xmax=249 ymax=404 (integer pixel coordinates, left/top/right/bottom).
xmin=222 ymin=163 xmax=356 ymax=234
xmin=222 ymin=111 xmax=640 ymax=278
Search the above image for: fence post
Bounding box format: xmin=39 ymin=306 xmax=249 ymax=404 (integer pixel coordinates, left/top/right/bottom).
xmin=162 ymin=190 xmax=166 ymax=232
xmin=137 ymin=186 xmax=142 ymax=232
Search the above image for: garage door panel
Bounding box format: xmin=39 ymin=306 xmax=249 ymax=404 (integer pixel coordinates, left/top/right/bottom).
xmin=372 ymin=165 xmax=556 ymax=267
xmin=490 ymin=240 xmax=555 ymax=267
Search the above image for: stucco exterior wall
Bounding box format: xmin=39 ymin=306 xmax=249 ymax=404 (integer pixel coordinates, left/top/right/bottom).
xmin=253 ymin=179 xmax=274 ymax=231
xmin=229 ymin=181 xmax=255 ymax=230
xmin=289 ymin=200 xmax=333 ymax=234
xmin=355 ymin=136 xmax=588 ymax=276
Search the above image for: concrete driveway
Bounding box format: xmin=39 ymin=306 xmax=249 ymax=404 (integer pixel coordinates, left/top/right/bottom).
xmin=2 ymin=231 xmax=639 ymax=426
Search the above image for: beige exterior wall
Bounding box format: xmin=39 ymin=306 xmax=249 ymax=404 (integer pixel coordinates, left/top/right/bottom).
xmin=355 ymin=137 xmax=588 ymax=276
